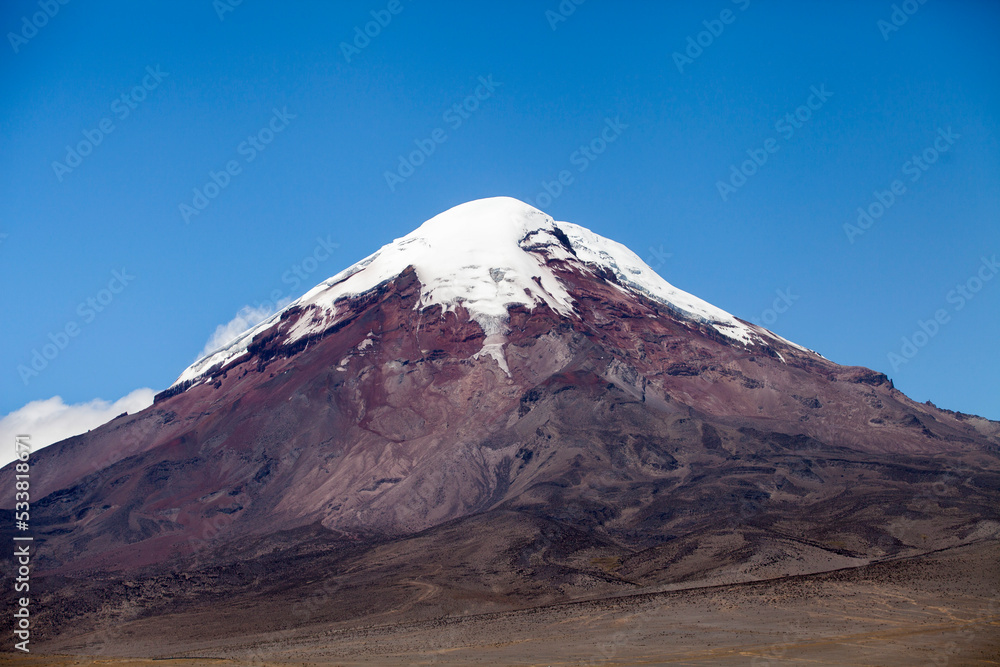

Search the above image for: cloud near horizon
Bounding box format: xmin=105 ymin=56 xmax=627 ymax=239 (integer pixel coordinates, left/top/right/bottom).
xmin=0 ymin=388 xmax=155 ymax=468
xmin=1 ymin=301 xmax=299 ymax=469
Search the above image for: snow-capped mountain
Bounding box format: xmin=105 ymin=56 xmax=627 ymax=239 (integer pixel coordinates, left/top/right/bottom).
xmin=3 ymin=197 xmax=998 ymax=655
xmin=176 ymin=197 xmax=786 ymax=387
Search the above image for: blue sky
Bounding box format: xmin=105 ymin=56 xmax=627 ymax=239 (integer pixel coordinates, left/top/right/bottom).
xmin=1 ymin=0 xmax=998 ymax=437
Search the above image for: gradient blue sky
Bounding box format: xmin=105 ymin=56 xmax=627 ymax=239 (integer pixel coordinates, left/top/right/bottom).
xmin=2 ymin=0 xmax=998 ymax=424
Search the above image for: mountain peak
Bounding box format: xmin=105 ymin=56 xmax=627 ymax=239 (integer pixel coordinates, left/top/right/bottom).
xmin=416 ymin=195 xmax=549 ymax=233
xmin=174 ymin=198 xmax=772 ymax=387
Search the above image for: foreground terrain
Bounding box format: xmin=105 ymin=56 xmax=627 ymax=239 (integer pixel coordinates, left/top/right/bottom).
xmin=3 ymin=540 xmax=997 ymax=665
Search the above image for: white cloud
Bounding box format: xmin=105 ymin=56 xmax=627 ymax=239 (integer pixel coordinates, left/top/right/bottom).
xmin=199 ymin=300 xmax=291 ymax=359
xmin=0 ymin=388 xmax=155 ymax=468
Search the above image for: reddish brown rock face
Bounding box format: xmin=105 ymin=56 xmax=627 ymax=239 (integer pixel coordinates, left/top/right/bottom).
xmin=5 ymin=256 xmax=998 ymax=573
